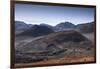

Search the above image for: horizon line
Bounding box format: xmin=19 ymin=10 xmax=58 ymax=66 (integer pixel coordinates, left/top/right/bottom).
xmin=15 ymin=20 xmax=94 ymax=26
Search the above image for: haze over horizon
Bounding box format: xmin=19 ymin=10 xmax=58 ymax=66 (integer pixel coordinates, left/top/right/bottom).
xmin=15 ymin=4 xmax=95 ymax=26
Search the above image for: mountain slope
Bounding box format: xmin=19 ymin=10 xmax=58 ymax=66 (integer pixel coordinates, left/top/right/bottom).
xmin=17 ymin=30 xmax=92 ymax=52
xmin=15 ymin=30 xmax=93 ymax=63
xmin=76 ymin=22 xmax=94 ymax=33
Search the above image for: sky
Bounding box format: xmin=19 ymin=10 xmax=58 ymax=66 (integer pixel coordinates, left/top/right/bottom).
xmin=15 ymin=4 xmax=95 ymax=26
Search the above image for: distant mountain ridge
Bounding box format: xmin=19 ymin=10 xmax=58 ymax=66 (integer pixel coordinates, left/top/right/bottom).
xmin=54 ymin=22 xmax=75 ymax=32
xmin=15 ymin=21 xmax=94 ymax=37
xmin=15 ymin=21 xmax=32 ymax=31
xmin=15 ymin=21 xmax=33 ymax=34
xmin=17 ymin=25 xmax=54 ymax=37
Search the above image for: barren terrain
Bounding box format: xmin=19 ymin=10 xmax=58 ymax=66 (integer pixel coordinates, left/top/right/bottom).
xmin=14 ymin=31 xmax=95 ymax=68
